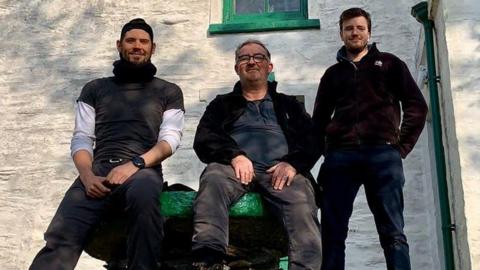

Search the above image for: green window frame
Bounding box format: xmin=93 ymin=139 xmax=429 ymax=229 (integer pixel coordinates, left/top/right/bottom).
xmin=208 ymin=0 xmax=320 ymax=34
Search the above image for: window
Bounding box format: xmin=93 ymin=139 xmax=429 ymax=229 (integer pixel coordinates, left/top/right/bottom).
xmin=208 ymin=0 xmax=320 ymax=34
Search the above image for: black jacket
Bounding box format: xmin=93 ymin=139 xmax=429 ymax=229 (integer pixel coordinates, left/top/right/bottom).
xmin=194 ymin=81 xmax=315 ymax=175
xmin=312 ymin=43 xmax=428 ymax=158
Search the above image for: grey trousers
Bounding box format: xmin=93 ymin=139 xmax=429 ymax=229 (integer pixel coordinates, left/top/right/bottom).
xmin=192 ymin=163 xmax=322 ymax=270
xmin=29 ymin=161 xmax=164 ymax=270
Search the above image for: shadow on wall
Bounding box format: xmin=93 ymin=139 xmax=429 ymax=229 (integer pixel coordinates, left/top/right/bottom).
xmin=0 ymin=1 xmax=214 ymax=175
xmin=2 ymin=1 xmax=210 ymax=107
xmin=1 ymin=2 xmax=115 ymax=111
xmin=449 ymin=21 xmax=480 ymax=173
xmin=465 ymin=136 xmax=480 ymax=174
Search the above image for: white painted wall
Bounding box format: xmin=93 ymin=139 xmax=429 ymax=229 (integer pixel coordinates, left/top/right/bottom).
xmin=0 ymin=0 xmax=439 ymax=269
xmin=428 ymin=0 xmax=480 ymax=269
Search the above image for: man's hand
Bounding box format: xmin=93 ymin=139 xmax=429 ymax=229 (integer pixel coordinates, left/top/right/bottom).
xmin=231 ymin=155 xmax=255 ymax=185
xmin=105 ymin=162 xmax=139 ymax=185
xmin=266 ymin=162 xmax=297 ymax=190
xmin=80 ymin=172 xmax=110 ymax=198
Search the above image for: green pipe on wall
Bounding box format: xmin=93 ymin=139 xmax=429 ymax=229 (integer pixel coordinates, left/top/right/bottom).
xmin=411 ymin=2 xmax=455 ymax=270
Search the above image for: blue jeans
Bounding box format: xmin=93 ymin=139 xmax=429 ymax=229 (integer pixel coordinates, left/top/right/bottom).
xmin=319 ymin=145 xmax=410 ymax=270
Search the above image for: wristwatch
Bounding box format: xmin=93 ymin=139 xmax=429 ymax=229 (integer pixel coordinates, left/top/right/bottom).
xmin=131 ymin=156 xmax=146 ymax=169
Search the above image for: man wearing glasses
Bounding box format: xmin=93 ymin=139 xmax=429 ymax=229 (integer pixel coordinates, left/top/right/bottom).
xmin=191 ymin=40 xmax=322 ymax=270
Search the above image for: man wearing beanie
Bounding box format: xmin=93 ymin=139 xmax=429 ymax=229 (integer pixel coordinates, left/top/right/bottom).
xmin=30 ymin=18 xmax=184 ymax=270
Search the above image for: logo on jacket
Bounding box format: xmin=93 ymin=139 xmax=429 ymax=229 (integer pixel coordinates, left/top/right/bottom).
xmin=374 ymin=60 xmax=383 ymax=67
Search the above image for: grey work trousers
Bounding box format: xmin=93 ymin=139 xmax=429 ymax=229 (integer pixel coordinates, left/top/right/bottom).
xmin=29 ymin=161 xmax=164 ymax=270
xmin=192 ymin=163 xmax=322 ymax=270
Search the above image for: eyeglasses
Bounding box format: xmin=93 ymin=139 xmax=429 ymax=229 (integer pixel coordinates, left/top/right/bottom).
xmin=236 ymin=54 xmax=269 ymax=65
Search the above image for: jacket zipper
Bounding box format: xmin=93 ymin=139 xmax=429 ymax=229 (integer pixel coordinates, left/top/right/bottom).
xmin=350 ymin=61 xmax=361 ymax=144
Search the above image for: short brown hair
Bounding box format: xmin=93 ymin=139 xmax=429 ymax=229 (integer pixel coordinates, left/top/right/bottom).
xmin=235 ymin=39 xmax=271 ymax=60
xmin=339 ymin=8 xmax=371 ymax=33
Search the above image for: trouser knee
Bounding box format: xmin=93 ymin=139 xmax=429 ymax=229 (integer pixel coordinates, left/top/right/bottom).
xmin=125 ymin=170 xmax=163 ymax=212
xmin=195 ymin=165 xmax=244 ymax=209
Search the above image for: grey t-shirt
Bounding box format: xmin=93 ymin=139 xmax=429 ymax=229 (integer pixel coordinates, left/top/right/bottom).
xmin=77 ymin=77 xmax=184 ymax=161
xmin=229 ymin=95 xmax=288 ymax=172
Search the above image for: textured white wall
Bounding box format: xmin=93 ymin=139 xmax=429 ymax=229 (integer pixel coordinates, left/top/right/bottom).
xmin=0 ymin=0 xmax=439 ymax=269
xmin=430 ymin=0 xmax=480 ymax=269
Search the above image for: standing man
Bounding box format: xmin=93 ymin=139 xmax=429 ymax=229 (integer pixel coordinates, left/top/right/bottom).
xmin=191 ymin=40 xmax=322 ymax=270
xmin=312 ymin=8 xmax=428 ymax=270
xmin=30 ymin=18 xmax=184 ymax=270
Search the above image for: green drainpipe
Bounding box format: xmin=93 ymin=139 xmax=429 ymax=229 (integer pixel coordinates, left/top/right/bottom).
xmin=411 ymin=2 xmax=455 ymax=270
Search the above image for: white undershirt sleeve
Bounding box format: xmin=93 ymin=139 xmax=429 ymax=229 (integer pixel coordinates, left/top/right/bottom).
xmin=70 ymin=101 xmax=96 ymax=157
xmin=159 ymin=109 xmax=184 ymax=153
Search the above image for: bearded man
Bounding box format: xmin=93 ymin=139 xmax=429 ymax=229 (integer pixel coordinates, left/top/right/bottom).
xmin=30 ymin=18 xmax=184 ymax=270
xmin=311 ymin=8 xmax=428 ymax=270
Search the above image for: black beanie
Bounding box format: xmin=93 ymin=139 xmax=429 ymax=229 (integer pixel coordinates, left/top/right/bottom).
xmin=120 ymin=18 xmax=154 ymax=41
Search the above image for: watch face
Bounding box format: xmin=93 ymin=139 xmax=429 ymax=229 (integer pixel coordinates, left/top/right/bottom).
xmin=132 ymin=156 xmax=145 ymax=168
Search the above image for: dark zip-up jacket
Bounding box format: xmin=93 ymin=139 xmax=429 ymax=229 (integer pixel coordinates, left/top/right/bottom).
xmin=194 ymin=81 xmax=315 ymax=175
xmin=312 ymin=43 xmax=428 ymax=158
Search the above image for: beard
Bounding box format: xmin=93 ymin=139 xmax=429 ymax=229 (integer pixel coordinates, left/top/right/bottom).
xmin=119 ymin=50 xmax=152 ymax=66
xmin=127 ymin=54 xmax=150 ymax=65
xmin=345 ymin=41 xmax=368 ymax=55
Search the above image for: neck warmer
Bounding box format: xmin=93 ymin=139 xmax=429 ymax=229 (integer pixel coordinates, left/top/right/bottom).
xmin=112 ymin=58 xmax=157 ymax=83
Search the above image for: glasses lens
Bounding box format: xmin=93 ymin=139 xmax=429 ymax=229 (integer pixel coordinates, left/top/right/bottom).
xmin=237 ymin=55 xmax=250 ymax=64
xmin=253 ymin=54 xmax=266 ymax=62
xmin=236 ymin=54 xmax=268 ymax=64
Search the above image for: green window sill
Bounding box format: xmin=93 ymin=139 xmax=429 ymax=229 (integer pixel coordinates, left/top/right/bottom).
xmin=208 ymin=19 xmax=320 ymax=34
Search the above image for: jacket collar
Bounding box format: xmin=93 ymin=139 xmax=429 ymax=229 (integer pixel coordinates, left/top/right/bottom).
xmin=336 ymin=42 xmax=379 ymax=63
